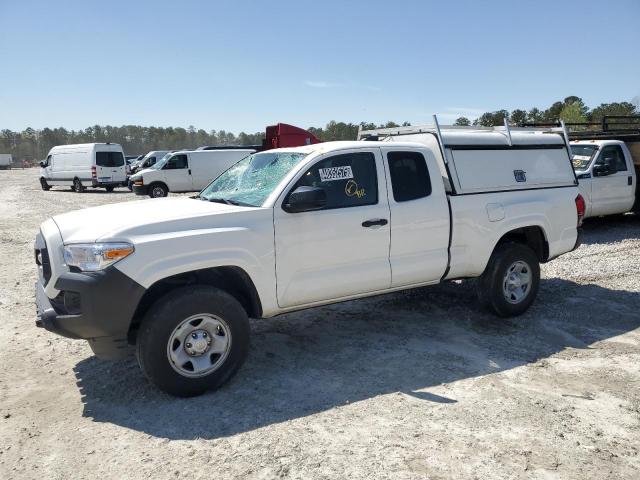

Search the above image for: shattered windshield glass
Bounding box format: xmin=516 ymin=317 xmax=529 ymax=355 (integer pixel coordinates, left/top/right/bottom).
xmin=199 ymin=151 xmax=308 ymax=207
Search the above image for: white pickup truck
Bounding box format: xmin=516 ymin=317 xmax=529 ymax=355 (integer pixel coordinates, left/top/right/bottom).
xmin=34 ymin=125 xmax=583 ymax=396
xmin=572 ymin=139 xmax=639 ymax=218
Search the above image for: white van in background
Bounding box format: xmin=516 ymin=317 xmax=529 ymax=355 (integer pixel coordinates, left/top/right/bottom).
xmin=129 ymin=150 xmax=170 ymax=175
xmin=131 ymin=149 xmax=255 ymax=197
xmin=40 ymin=143 xmax=127 ymax=192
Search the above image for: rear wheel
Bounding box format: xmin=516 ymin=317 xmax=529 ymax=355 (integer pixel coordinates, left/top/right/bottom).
xmin=149 ymin=183 xmax=168 ymax=198
xmin=136 ymin=286 xmax=250 ymax=397
xmin=105 ymin=186 xmax=115 ymax=193
xmin=73 ymin=178 xmax=85 ymax=193
xmin=40 ymin=178 xmax=51 ymax=191
xmin=476 ymin=243 xmax=540 ymax=317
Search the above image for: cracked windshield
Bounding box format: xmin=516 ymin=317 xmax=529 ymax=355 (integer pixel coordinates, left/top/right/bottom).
xmin=200 ymin=151 xmax=308 ymax=206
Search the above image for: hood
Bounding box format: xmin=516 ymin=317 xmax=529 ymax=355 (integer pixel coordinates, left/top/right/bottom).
xmin=52 ymin=197 xmax=251 ymax=243
xmin=129 ymin=168 xmax=154 ymax=179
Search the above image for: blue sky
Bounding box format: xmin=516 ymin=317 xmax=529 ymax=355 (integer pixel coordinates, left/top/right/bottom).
xmin=1 ymin=0 xmax=638 ymax=132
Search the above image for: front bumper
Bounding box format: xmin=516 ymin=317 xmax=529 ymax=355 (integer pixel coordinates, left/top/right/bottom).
xmin=132 ymin=184 xmax=149 ymax=196
xmin=35 ymin=267 xmax=146 ymax=359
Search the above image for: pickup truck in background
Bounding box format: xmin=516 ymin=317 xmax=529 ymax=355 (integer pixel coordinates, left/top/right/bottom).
xmin=572 ymin=139 xmax=638 ymax=218
xmin=34 ymin=123 xmax=582 ymax=396
xmin=527 ymin=115 xmax=640 ymax=218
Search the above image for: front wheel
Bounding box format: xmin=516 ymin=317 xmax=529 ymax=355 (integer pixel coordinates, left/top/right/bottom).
xmin=476 ymin=243 xmax=540 ymax=317
xmin=148 ymin=183 xmax=168 ymax=198
xmin=136 ymin=286 xmax=250 ymax=397
xmin=40 ymin=178 xmax=51 ymax=191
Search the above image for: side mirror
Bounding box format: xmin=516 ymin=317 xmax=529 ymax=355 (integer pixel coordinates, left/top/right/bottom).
xmin=284 ymin=186 xmax=327 ymax=213
xmin=593 ymin=164 xmax=611 ymax=177
xmin=39 ymin=161 xmax=45 ymax=168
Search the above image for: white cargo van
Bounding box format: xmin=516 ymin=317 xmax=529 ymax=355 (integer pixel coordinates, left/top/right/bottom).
xmin=130 ymin=149 xmax=255 ymax=197
xmin=0 ymin=154 xmax=12 ymax=169
xmin=39 ymin=143 xmax=127 ymax=192
xmin=129 ymin=151 xmax=170 ymax=175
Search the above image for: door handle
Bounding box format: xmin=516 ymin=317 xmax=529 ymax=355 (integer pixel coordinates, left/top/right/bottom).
xmin=362 ymin=218 xmax=388 ymax=227
xmin=188 ymin=169 xmax=192 ymax=175
xmin=629 ymin=176 xmax=633 ymax=186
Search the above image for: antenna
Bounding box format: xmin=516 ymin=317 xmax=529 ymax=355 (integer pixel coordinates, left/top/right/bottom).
xmin=503 ymin=117 xmax=512 ymax=146
xmin=432 ymin=114 xmax=448 ymax=164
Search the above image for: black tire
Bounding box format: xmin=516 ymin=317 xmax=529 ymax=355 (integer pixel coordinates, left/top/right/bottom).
xmin=73 ymin=178 xmax=85 ymax=193
xmin=148 ymin=183 xmax=168 ymax=198
xmin=105 ymin=186 xmax=115 ymax=193
xmin=476 ymin=243 xmax=540 ymax=317
xmin=40 ymin=178 xmax=51 ymax=191
xmin=136 ymin=286 xmax=250 ymax=397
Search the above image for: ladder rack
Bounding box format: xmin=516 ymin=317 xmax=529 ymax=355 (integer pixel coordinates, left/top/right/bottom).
xmin=357 ymin=115 xmax=565 ymax=140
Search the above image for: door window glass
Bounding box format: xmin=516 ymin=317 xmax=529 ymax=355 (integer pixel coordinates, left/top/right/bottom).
xmin=387 ymin=151 xmax=432 ymax=202
xmin=164 ymin=154 xmax=188 ymax=170
xmin=96 ymin=152 xmax=125 ymax=167
xmin=290 ymin=152 xmax=378 ymax=209
xmin=597 ymin=145 xmax=627 ymax=172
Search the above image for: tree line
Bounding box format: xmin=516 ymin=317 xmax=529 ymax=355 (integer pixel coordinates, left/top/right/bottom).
xmin=1 ymin=96 xmax=638 ymax=164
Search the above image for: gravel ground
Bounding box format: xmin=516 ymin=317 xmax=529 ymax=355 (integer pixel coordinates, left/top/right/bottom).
xmin=1 ymin=168 xmax=639 ymax=480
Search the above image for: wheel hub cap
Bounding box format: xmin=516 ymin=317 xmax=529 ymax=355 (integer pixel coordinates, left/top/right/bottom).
xmin=502 ymin=260 xmax=531 ymax=304
xmin=184 ymin=330 xmax=211 ymax=356
xmin=166 ymin=314 xmax=232 ymax=378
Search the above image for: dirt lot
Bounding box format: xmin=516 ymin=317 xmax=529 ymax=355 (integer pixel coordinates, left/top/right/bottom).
xmin=0 ymin=168 xmax=639 ymax=479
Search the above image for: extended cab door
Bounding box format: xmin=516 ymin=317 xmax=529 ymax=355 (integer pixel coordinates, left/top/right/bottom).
xmin=162 ymin=153 xmax=193 ymax=192
xmin=381 ymin=147 xmax=450 ymax=286
xmin=274 ymin=148 xmax=391 ymax=308
xmin=590 ymin=144 xmax=635 ymax=216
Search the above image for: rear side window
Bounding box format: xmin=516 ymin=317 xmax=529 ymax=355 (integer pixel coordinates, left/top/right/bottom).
xmin=597 ymin=145 xmax=627 ymax=172
xmin=387 ymin=151 xmax=432 ymax=202
xmin=96 ymin=151 xmax=125 ymax=167
xmin=292 ymin=152 xmax=378 ymax=209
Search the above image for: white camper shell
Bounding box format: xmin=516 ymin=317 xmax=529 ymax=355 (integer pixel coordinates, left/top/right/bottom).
xmin=358 ymin=123 xmax=577 ymax=196
xmin=131 ymin=148 xmax=256 ymax=197
xmin=39 ymin=143 xmax=127 ymax=192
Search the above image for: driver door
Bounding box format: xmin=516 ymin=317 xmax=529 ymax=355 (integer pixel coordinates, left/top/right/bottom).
xmin=273 ymin=148 xmax=391 ymax=308
xmin=591 ymin=145 xmax=632 ymax=216
xmin=162 ymin=154 xmax=192 ymax=191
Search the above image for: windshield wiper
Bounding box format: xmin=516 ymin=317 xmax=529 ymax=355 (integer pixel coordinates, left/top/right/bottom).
xmin=206 ymin=197 xmax=254 ymax=207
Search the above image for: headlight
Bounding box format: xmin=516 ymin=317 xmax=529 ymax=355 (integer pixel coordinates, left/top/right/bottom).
xmin=63 ymin=243 xmax=134 ymax=272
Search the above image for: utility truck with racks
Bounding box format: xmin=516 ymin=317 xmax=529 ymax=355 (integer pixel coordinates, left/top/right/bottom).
xmin=34 ymin=118 xmax=583 ymax=396
xmin=527 ymin=115 xmax=640 ymax=218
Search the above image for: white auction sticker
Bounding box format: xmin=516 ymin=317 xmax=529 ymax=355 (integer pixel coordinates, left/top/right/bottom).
xmin=319 ymin=166 xmax=353 ymax=182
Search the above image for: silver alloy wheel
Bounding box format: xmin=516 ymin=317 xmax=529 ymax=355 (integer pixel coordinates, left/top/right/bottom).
xmin=151 ymin=186 xmax=165 ymax=197
xmin=166 ymin=313 xmax=232 ymax=378
xmin=502 ymin=260 xmax=531 ymax=304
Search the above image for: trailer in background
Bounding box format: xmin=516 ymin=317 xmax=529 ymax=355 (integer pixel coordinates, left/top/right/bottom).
xmin=198 ymin=123 xmax=321 ymax=151
xmin=0 ymin=154 xmax=12 ymax=169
